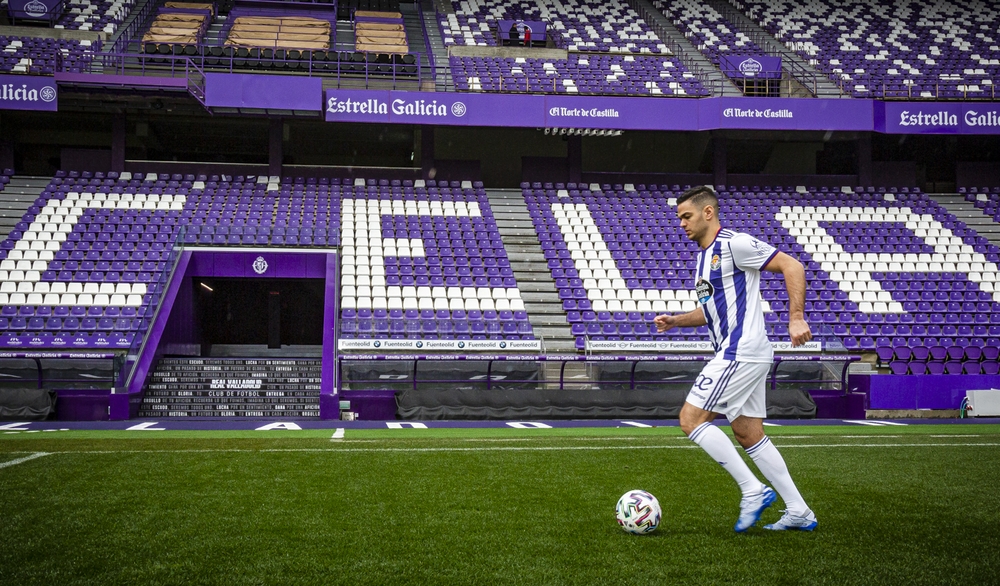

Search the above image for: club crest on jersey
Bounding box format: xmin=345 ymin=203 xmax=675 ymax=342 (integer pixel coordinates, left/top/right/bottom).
xmin=710 ymin=254 xmax=721 ymax=270
xmin=696 ymin=277 xmax=714 ymax=304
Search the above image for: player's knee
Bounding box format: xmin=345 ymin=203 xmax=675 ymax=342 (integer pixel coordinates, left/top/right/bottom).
xmin=679 ymin=405 xmax=704 ymax=437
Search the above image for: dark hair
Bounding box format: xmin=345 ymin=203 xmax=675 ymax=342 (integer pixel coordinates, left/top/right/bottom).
xmin=677 ymin=185 xmax=719 ymax=217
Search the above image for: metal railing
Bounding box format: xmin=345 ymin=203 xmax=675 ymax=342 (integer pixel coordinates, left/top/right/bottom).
xmin=111 ymin=0 xmax=165 ymax=55
xmin=81 ymin=47 xmax=431 ymax=91
xmin=835 ymin=78 xmax=999 ymax=101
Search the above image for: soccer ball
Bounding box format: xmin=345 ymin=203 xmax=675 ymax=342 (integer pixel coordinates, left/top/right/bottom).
xmin=615 ymin=490 xmax=662 ymax=535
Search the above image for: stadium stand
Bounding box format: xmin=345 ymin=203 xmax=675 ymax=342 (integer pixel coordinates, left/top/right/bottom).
xmin=338 ymin=179 xmax=534 ymax=341
xmin=55 ymin=0 xmax=135 ymax=35
xmin=654 ymin=0 xmax=765 ymax=67
xmin=525 ymin=183 xmax=1000 ymax=352
xmin=965 ymin=188 xmax=1000 ymax=224
xmin=0 ymin=171 xmax=185 ymax=347
xmin=438 ymin=0 xmax=667 ymax=52
xmin=732 ymin=0 xmax=1000 ymax=98
xmin=0 ymin=37 xmax=95 ymax=74
xmin=450 ymin=53 xmax=704 ymax=95
xmin=0 ymin=172 xmax=537 ymax=345
xmin=441 ymin=0 xmax=708 ymax=96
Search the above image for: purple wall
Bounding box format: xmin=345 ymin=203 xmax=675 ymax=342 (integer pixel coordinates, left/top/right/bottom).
xmin=858 ymin=374 xmax=1000 ymax=410
xmin=187 ymin=251 xmax=328 ymax=278
xmin=56 ymin=388 xmax=111 ymax=421
xmin=205 ymin=73 xmax=323 ymax=111
xmin=320 ymin=253 xmax=339 ymax=419
xmin=161 ymin=274 xmax=198 ymax=355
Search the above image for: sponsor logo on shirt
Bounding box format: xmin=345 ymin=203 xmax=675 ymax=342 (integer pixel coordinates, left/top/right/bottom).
xmin=696 ymin=277 xmax=714 ymax=304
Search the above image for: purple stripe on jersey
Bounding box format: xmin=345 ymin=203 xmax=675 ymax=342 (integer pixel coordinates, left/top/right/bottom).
xmin=710 ymin=239 xmax=730 ymax=343
xmin=698 ymin=248 xmax=719 ymax=352
xmin=724 ymin=241 xmax=748 ymax=361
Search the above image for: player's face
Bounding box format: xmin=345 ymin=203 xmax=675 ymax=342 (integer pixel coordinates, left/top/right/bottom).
xmin=676 ymin=200 xmax=708 ymax=243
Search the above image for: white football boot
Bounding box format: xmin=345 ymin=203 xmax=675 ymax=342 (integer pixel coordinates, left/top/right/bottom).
xmin=764 ymin=509 xmax=818 ymax=531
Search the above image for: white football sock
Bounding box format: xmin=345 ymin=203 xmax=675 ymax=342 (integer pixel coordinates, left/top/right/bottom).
xmin=746 ymin=436 xmax=809 ymax=515
xmin=689 ymin=422 xmax=765 ymax=497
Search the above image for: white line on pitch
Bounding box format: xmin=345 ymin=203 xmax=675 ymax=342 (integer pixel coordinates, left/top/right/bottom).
xmin=869 ymin=420 xmax=909 ymax=426
xmin=26 ymin=442 xmax=1000 ymax=455
xmin=762 ymin=422 xmax=782 ymax=427
xmin=331 ymin=428 xmax=345 ymax=440
xmin=0 ymin=452 xmax=50 ymax=469
xmin=620 ymin=421 xmax=652 ymax=428
xmin=844 ymin=420 xmax=888 ymax=426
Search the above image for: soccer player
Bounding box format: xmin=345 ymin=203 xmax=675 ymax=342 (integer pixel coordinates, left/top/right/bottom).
xmin=654 ymin=185 xmax=818 ymax=533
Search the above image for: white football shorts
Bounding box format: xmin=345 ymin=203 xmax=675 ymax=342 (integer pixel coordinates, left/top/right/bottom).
xmin=685 ymin=357 xmax=771 ymax=421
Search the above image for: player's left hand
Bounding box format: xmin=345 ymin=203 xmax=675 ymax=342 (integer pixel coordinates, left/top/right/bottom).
xmin=789 ymin=317 xmax=812 ymax=347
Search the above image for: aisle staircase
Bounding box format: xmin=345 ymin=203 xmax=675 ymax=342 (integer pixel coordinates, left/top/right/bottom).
xmin=0 ymin=176 xmax=48 ymax=242
xmin=487 ymin=188 xmax=576 ymax=352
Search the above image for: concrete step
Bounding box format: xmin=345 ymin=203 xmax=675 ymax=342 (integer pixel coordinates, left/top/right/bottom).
xmin=506 ymin=254 xmax=547 ymax=264
xmin=492 ymin=212 xmax=533 ymax=220
xmin=509 ymin=261 xmax=550 ymax=271
xmin=529 ymin=315 xmax=568 ymax=326
xmin=523 ymin=302 xmax=567 ymax=314
xmin=516 ymin=281 xmax=557 ymax=292
xmin=521 ymin=292 xmax=561 ymax=303
xmin=531 ymin=326 xmax=574 ymax=339
xmin=931 ymin=193 xmax=1000 ymax=247
xmin=0 ymin=176 xmax=49 ymax=240
xmin=488 ymin=187 xmax=575 ymax=344
xmin=505 ymin=245 xmax=545 ymax=254
xmin=501 ymin=237 xmax=541 ymax=246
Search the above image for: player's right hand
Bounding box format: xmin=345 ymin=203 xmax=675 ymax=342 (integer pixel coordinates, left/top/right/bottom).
xmin=653 ymin=314 xmax=676 ymax=333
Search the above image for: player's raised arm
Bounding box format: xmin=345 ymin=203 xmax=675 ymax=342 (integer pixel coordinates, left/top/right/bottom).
xmin=654 ymin=306 xmax=707 ymax=333
xmin=763 ymin=251 xmax=812 ymax=347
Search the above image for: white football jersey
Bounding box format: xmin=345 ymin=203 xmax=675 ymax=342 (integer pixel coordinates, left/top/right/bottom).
xmin=694 ymin=229 xmax=778 ymax=363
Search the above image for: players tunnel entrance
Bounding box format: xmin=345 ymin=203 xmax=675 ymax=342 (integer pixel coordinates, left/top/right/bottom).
xmin=153 ymin=251 xmax=336 ymax=358
xmin=194 ymin=278 xmax=325 ymax=349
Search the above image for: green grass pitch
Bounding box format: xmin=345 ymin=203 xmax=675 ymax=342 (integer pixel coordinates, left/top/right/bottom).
xmin=2 ymin=425 xmax=1000 ymax=585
